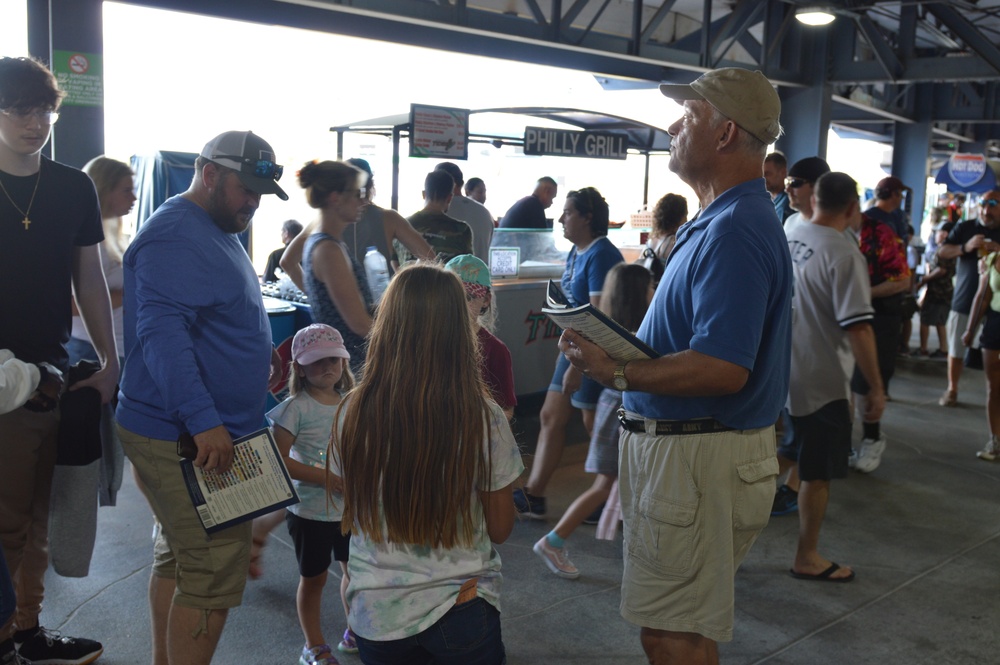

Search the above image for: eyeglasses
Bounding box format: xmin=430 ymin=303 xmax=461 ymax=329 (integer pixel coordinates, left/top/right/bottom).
xmin=211 ymin=155 xmax=283 ymax=182
xmin=1 ymin=107 xmax=59 ymax=125
xmin=346 ymin=187 xmax=367 ymax=200
xmin=980 ymin=199 xmax=999 ymax=208
xmin=785 ymin=178 xmax=809 ymax=189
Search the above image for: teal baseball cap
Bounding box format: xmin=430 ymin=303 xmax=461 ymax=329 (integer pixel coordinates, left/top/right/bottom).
xmin=445 ymin=254 xmax=491 ymax=288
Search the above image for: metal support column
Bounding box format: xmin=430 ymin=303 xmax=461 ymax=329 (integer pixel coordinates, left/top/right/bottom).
xmin=892 ymin=83 xmax=933 ymax=232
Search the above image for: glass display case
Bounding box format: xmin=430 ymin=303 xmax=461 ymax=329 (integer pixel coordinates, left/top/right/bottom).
xmin=489 ymin=228 xmax=566 ymax=280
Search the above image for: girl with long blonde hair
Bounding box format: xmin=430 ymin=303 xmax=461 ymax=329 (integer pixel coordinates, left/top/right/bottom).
xmin=68 ymin=156 xmax=135 ymax=364
xmin=331 ymin=263 xmax=522 ymax=664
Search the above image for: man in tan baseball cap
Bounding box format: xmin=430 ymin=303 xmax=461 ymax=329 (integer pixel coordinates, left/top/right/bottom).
xmin=659 ymin=67 xmax=782 ymax=145
xmin=557 ymin=67 xmax=791 ymax=665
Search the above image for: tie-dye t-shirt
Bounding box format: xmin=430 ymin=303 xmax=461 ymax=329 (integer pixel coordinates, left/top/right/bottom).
xmin=266 ymin=391 xmax=342 ymax=521
xmin=334 ymin=400 xmax=523 ymax=641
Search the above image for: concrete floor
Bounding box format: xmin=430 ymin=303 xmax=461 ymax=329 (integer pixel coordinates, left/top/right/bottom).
xmin=41 ymin=353 xmax=1000 ymax=664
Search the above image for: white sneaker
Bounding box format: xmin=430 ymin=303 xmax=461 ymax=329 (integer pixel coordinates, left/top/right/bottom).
xmin=977 ymin=437 xmax=1000 ymax=461
xmin=847 ymin=448 xmax=858 ymax=469
xmin=853 ymin=436 xmax=886 ymax=473
xmin=533 ymin=536 xmax=580 ymax=579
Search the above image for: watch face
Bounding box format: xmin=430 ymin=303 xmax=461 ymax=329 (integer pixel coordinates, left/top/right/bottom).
xmin=613 ymin=375 xmax=627 ymax=390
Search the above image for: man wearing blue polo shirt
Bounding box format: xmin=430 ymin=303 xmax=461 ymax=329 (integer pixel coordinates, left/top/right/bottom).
xmin=559 ymin=68 xmax=791 ymax=665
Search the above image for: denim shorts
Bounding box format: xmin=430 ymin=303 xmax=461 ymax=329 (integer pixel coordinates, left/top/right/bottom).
xmin=355 ymin=597 xmax=505 ymax=665
xmin=548 ymin=352 xmax=603 ymax=410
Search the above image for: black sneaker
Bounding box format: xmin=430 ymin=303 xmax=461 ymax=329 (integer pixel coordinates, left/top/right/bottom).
xmin=512 ymin=488 xmax=546 ymax=519
xmin=16 ymin=627 xmax=102 ymax=665
xmin=0 ymin=638 xmax=30 ymax=665
xmin=771 ymin=484 xmax=799 ymax=516
xmin=582 ymin=501 xmax=606 ymax=525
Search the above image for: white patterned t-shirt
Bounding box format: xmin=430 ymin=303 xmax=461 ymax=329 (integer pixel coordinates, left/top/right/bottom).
xmin=337 ymin=400 xmax=524 ymax=641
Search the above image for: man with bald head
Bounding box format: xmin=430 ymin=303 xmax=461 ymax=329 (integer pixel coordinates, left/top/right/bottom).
xmin=558 ymin=68 xmax=791 ymax=665
xmin=499 ymin=176 xmax=557 ymax=229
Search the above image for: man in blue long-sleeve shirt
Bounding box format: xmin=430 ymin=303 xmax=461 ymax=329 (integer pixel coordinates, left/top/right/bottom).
xmin=117 ymin=130 xmax=286 ymax=665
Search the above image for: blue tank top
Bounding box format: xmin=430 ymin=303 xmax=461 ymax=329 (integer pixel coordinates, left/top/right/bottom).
xmin=303 ymin=232 xmax=373 ymax=373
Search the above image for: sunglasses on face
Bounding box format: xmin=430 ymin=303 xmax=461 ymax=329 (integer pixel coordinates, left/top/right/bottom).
xmin=980 ymin=199 xmax=999 ymax=208
xmin=212 ymin=155 xmax=284 ymax=182
xmin=785 ymin=178 xmax=809 ymax=189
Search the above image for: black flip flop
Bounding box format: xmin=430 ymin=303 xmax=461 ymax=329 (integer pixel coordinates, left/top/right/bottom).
xmin=789 ymin=562 xmax=855 ymax=583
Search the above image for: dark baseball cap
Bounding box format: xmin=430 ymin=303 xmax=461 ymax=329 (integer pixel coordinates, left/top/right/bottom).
xmin=788 ymin=157 xmax=830 ymax=183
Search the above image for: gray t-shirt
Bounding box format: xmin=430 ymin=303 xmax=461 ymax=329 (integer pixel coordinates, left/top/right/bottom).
xmin=447 ymin=195 xmax=494 ymax=263
xmin=786 ymin=223 xmax=874 ymax=416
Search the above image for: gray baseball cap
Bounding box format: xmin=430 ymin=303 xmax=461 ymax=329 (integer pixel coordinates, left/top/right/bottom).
xmin=200 ymin=130 xmax=288 ymax=200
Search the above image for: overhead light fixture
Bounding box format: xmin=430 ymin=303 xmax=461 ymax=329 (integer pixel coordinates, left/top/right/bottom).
xmin=796 ymin=6 xmax=836 ymax=26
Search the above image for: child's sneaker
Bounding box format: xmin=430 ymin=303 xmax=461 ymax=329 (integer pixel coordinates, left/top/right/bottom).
xmin=300 ymin=643 xmax=338 ymax=665
xmin=533 ymin=536 xmax=580 ymax=579
xmin=582 ymin=502 xmax=605 ymax=525
xmin=513 ymin=488 xmax=546 ymax=519
xmin=977 ymin=436 xmax=1000 ymax=461
xmin=337 ymin=629 xmax=358 ymax=654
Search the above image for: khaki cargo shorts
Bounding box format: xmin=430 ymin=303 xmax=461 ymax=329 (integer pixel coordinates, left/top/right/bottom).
xmin=618 ymin=417 xmax=777 ymax=642
xmin=119 ymin=425 xmax=252 ymax=610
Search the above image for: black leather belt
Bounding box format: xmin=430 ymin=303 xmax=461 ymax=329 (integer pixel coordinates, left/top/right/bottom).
xmin=617 ymin=409 xmax=734 ymax=435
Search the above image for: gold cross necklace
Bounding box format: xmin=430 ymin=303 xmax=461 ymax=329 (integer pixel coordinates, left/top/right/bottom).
xmin=0 ymin=165 xmax=42 ymax=230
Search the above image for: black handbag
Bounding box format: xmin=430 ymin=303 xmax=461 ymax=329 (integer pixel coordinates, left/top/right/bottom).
xmin=965 ymin=346 xmax=984 ymax=371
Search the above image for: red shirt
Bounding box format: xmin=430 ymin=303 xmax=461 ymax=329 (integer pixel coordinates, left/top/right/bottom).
xmin=478 ymin=328 xmax=517 ymax=409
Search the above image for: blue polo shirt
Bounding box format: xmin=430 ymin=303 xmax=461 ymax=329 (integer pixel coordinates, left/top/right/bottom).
xmin=623 ymin=178 xmax=792 ymax=430
xmin=560 ymin=236 xmax=624 ymax=307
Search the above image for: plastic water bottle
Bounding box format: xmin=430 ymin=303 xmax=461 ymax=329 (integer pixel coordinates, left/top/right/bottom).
xmin=363 ymin=246 xmax=390 ymax=304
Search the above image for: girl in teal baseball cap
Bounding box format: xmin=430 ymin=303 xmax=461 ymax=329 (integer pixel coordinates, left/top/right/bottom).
xmin=445 ymin=255 xmax=517 ymax=419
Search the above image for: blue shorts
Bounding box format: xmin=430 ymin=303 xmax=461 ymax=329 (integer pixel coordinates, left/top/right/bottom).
xmin=981 ymin=309 xmax=1000 ymax=350
xmin=548 ymin=353 xmax=603 ymax=410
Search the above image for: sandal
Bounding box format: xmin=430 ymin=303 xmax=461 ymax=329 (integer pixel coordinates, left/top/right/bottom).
xmin=938 ymin=390 xmax=957 ymax=407
xmin=248 ymin=536 xmax=267 ymax=580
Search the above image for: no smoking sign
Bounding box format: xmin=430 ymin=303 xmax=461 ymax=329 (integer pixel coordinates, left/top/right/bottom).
xmin=68 ymin=54 xmax=89 ymax=74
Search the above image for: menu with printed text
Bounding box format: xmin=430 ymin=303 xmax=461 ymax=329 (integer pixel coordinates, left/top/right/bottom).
xmin=181 ymin=428 xmax=298 ymax=534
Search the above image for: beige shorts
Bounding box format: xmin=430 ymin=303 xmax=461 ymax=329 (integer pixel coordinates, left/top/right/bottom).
xmin=119 ymin=425 xmax=251 ymax=610
xmin=946 ymin=310 xmax=972 ymax=359
xmin=618 ymin=417 xmax=777 ymax=643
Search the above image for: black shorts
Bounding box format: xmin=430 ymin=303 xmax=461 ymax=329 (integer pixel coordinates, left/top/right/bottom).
xmin=981 ymin=310 xmax=1000 ymax=350
xmin=285 ymin=511 xmax=351 ymax=578
xmin=851 ymin=314 xmax=900 ymax=394
xmin=789 ymin=400 xmax=851 ymax=482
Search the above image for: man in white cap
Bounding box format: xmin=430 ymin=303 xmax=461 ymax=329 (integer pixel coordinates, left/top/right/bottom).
xmin=558 ymin=68 xmax=791 ymax=665
xmin=117 ymin=131 xmax=285 ymax=665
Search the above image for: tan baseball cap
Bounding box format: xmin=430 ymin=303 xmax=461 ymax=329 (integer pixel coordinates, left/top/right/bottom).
xmin=659 ymin=68 xmax=782 ymax=145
